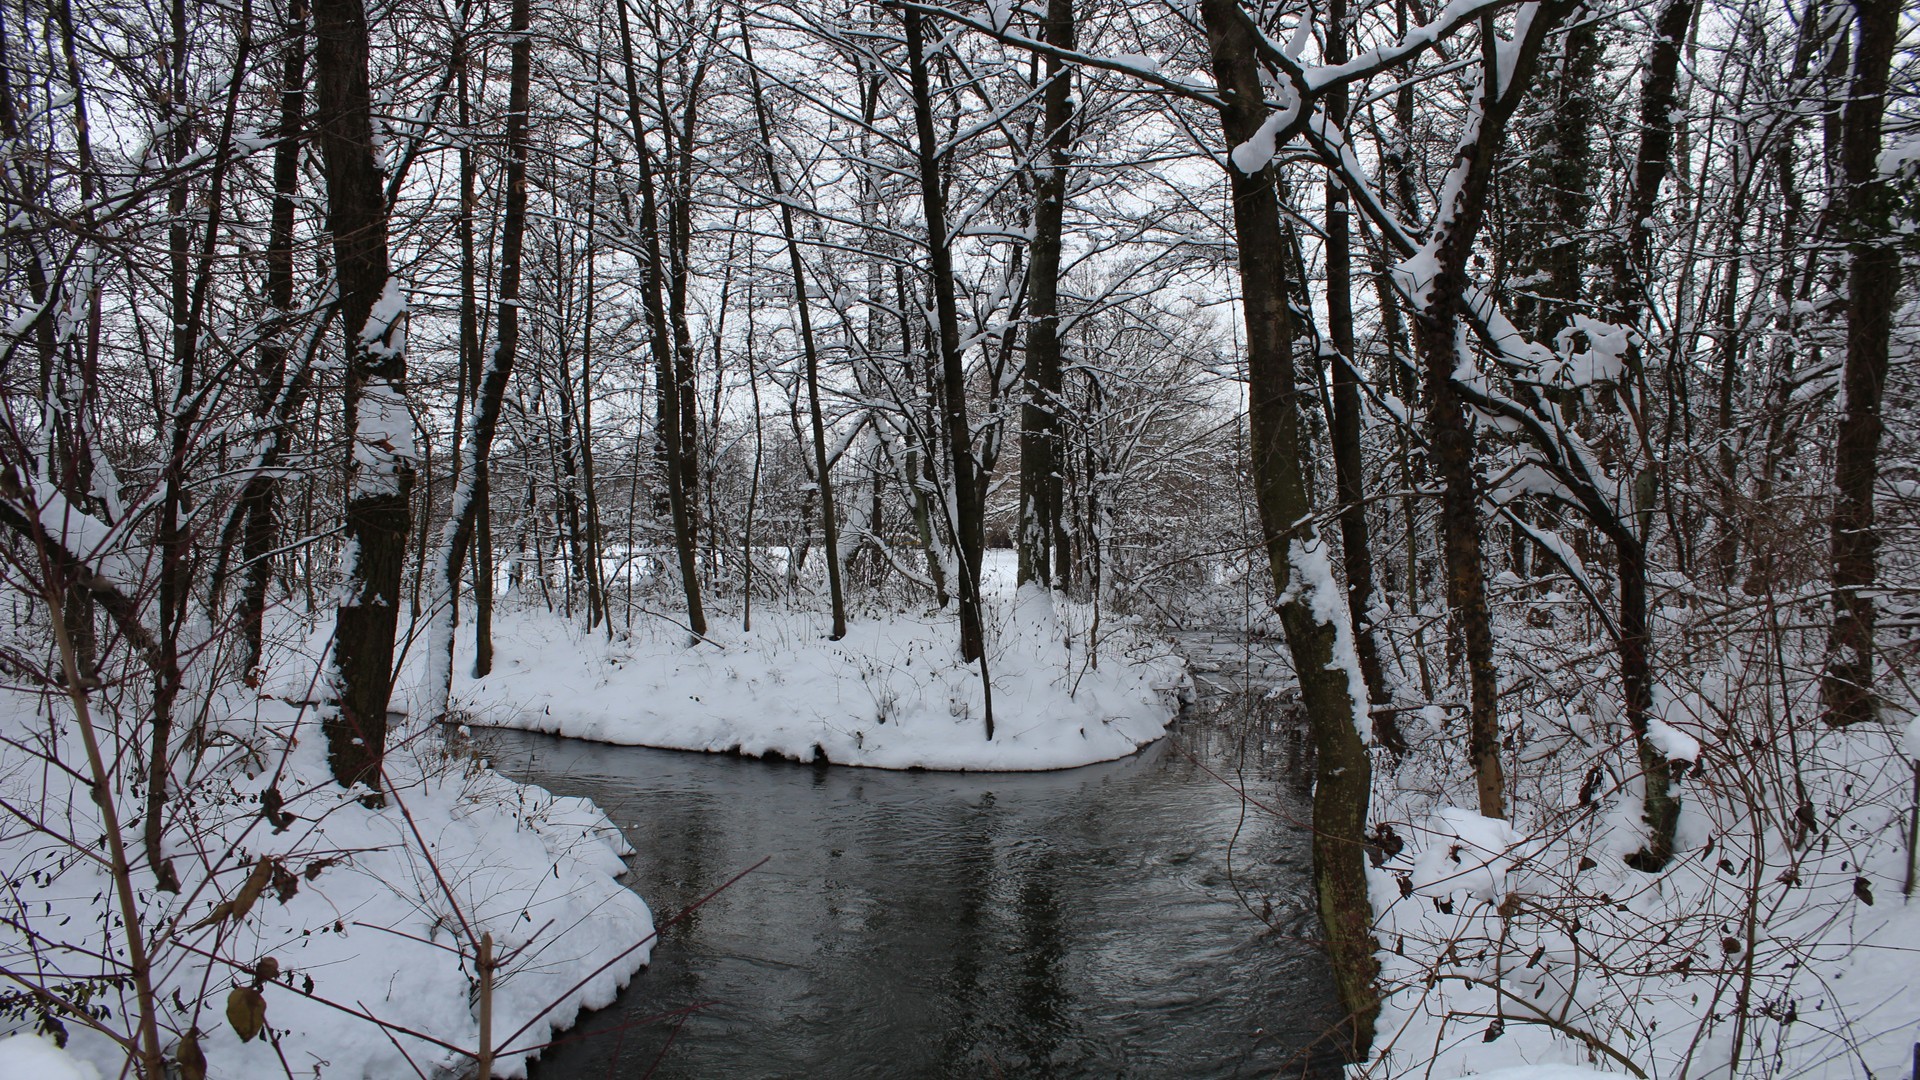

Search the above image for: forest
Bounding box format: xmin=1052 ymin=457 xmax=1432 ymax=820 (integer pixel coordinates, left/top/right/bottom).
xmin=0 ymin=0 xmax=1914 ymax=1073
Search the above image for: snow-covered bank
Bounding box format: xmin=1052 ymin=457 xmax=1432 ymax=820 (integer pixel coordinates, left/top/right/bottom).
xmin=1357 ymin=651 xmax=1920 ymax=1079
xmin=451 ymin=588 xmax=1190 ymax=770
xmin=0 ymin=655 xmax=653 ymax=1079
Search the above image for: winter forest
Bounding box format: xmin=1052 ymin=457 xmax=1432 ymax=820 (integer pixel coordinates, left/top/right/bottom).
xmin=0 ymin=0 xmax=1915 ymax=1072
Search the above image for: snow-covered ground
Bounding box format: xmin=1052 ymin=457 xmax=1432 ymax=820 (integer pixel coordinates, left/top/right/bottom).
xmin=0 ymin=645 xmax=653 ymax=1079
xmin=452 ymin=575 xmax=1190 ymax=771
xmin=1353 ymin=646 xmax=1920 ymax=1079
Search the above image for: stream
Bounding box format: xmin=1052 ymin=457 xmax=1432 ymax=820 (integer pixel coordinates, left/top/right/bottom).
xmin=479 ymin=632 xmax=1345 ymax=1078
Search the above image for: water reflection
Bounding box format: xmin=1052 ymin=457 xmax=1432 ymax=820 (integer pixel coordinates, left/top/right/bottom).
xmin=485 ymin=637 xmax=1344 ymax=1078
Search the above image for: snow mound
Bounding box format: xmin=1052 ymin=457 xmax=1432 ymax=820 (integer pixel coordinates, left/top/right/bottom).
xmin=0 ymin=1033 xmax=101 ymax=1080
xmin=453 ymin=590 xmax=1189 ymax=771
xmin=1408 ymin=807 xmax=1545 ymax=904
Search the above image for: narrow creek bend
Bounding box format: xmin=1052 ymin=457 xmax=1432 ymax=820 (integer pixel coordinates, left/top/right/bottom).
xmin=481 ymin=633 xmax=1346 ymax=1078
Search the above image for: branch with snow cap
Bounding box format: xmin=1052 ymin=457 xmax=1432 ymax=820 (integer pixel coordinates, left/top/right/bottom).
xmin=0 ymin=470 xmax=162 ymax=673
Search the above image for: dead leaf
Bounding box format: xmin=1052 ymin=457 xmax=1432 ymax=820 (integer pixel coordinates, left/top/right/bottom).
xmin=187 ymin=858 xmax=278 ymax=932
xmin=175 ymin=1030 xmax=206 ymax=1080
xmin=186 ymin=899 xmax=235 ymax=933
xmin=271 ymin=861 xmax=299 ymax=904
xmin=227 ymin=986 xmax=266 ymax=1042
xmin=239 ymin=858 xmax=274 ymax=912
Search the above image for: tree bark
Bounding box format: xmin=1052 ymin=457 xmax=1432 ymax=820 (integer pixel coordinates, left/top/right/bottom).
xmin=1018 ymin=0 xmax=1074 ymax=592
xmin=1605 ymin=0 xmax=1700 ymax=319
xmin=312 ymin=0 xmax=416 ymax=793
xmin=743 ymin=22 xmax=847 ymax=638
xmin=1323 ymin=0 xmax=1398 ymax=753
xmin=238 ymin=0 xmax=309 ymax=679
xmin=616 ymin=0 xmax=705 ymax=638
xmin=1405 ymin=8 xmax=1575 ymax=824
xmin=1822 ymin=0 xmax=1900 ymax=726
xmin=905 ymin=9 xmax=989 ymax=684
xmin=1199 ymin=0 xmax=1378 ymax=1057
xmin=426 ymin=0 xmax=529 ymax=718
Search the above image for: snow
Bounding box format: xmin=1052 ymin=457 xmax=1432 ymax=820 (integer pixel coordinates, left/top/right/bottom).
xmin=350 ymin=378 xmax=419 ymax=495
xmin=28 ymin=476 xmax=134 ymax=586
xmin=1632 ymin=687 xmax=1705 ymax=764
xmin=1288 ymin=536 xmax=1372 ymax=739
xmin=359 ymin=277 xmax=408 ymax=360
xmin=1548 ymin=315 xmax=1630 ymax=387
xmin=0 ymin=632 xmax=653 ymax=1080
xmin=1646 ymin=700 xmax=1701 ymax=763
xmin=1904 ymin=714 xmax=1920 ymax=759
xmin=452 ymin=586 xmax=1188 ymax=772
xmin=0 ymin=1033 xmax=100 ymax=1080
xmin=1407 ymin=807 xmax=1539 ymax=904
xmin=1230 ymin=103 xmax=1297 ymax=175
xmin=1369 ymin=662 xmax=1920 ymax=1080
xmin=1881 ymin=135 xmax=1920 ymax=176
xmin=1104 ymin=52 xmax=1163 ymax=76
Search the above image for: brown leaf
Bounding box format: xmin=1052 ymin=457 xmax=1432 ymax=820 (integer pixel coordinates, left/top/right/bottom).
xmin=175 ymin=1030 xmax=207 ymax=1080
xmin=227 ymin=986 xmax=266 ymax=1043
xmin=1853 ymin=876 xmax=1874 ymax=906
xmin=187 ymin=857 xmax=279 ymax=933
xmin=271 ymin=861 xmax=299 ymax=904
xmin=230 ymin=858 xmax=275 ymax=925
xmin=186 ymin=899 xmax=236 ymax=932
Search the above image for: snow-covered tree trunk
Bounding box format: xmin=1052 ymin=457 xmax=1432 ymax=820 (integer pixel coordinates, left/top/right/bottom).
xmin=425 ymin=0 xmax=531 ymax=721
xmin=313 ymin=0 xmax=417 ymax=793
xmin=1199 ymin=0 xmax=1379 ymax=1056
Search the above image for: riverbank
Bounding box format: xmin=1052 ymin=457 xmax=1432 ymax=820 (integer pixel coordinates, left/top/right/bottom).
xmin=450 ymin=587 xmax=1190 ymax=771
xmin=0 ymin=647 xmax=654 ymax=1079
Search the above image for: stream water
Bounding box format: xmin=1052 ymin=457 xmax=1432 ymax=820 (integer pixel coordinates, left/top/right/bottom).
xmin=480 ymin=633 xmax=1344 ymax=1078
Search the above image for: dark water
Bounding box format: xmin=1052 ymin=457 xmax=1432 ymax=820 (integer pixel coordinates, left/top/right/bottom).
xmin=482 ymin=634 xmax=1344 ymax=1079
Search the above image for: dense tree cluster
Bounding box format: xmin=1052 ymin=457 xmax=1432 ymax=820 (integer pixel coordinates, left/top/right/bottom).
xmin=1 ymin=0 xmax=1912 ymax=1066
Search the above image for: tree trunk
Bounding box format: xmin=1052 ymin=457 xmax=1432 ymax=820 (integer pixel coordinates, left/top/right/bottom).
xmin=1418 ymin=234 xmax=1505 ymax=820
xmin=237 ymin=0 xmax=308 ymax=679
xmin=312 ymin=0 xmax=416 ymax=793
xmin=1605 ymin=0 xmax=1700 ymax=319
xmin=743 ymin=23 xmax=847 ymax=638
xmin=1405 ymin=9 xmax=1576 ymax=824
xmin=1323 ymin=0 xmax=1398 ymax=753
xmin=905 ymin=9 xmax=989 ymax=686
xmin=579 ymin=191 xmax=609 ymax=631
xmin=616 ymin=0 xmax=705 ymax=638
xmin=1199 ymin=0 xmax=1378 ymax=1057
xmin=1822 ymin=0 xmax=1899 ymax=726
xmin=426 ymin=0 xmax=531 ymax=718
xmin=1616 ymin=532 xmax=1676 ymax=870
xmin=149 ymin=0 xmax=250 ymax=886
xmin=1018 ymin=0 xmax=1074 ymax=593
